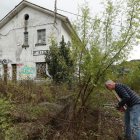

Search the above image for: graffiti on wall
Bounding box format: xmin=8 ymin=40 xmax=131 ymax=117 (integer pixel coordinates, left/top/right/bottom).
xmin=20 ymin=65 xmax=35 ymax=75
xmin=19 ymin=64 xmax=35 ymax=79
xmin=0 ymin=59 xmax=12 ymax=64
xmin=0 ymin=58 xmax=12 ymax=80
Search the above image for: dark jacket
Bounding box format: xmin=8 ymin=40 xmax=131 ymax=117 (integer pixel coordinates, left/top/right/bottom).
xmin=115 ymin=83 xmax=140 ymax=108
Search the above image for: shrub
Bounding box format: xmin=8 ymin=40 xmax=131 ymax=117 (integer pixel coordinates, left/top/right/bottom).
xmin=0 ymin=98 xmax=14 ymax=137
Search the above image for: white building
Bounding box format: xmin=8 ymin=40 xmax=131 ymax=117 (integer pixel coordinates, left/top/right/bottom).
xmin=0 ymin=0 xmax=74 ymax=81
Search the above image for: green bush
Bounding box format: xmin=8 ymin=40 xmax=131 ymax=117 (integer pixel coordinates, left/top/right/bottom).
xmin=0 ymin=98 xmax=14 ymax=137
xmin=46 ymin=36 xmax=74 ymax=84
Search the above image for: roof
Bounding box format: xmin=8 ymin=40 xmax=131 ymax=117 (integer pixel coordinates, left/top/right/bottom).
xmin=0 ymin=0 xmax=75 ymax=35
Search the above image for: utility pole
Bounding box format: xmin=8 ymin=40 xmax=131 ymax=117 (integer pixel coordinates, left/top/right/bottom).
xmin=54 ymin=0 xmax=57 ymax=24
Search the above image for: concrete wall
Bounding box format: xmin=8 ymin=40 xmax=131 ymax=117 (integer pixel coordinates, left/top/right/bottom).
xmin=0 ymin=6 xmax=71 ymax=80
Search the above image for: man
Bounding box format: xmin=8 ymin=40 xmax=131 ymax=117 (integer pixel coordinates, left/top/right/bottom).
xmin=105 ymin=80 xmax=140 ymax=140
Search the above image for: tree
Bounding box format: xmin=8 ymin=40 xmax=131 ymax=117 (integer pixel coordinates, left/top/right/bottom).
xmin=116 ymin=60 xmax=140 ymax=92
xmin=45 ymin=36 xmax=74 ymax=84
xmin=71 ymin=0 xmax=140 ymax=112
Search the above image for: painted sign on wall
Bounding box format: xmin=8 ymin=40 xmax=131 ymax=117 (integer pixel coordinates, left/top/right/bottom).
xmin=33 ymin=50 xmax=48 ymax=56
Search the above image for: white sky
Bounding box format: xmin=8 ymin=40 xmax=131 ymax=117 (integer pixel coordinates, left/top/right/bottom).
xmin=0 ymin=0 xmax=140 ymax=60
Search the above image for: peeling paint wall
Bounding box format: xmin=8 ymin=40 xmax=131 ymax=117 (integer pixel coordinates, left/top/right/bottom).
xmin=0 ymin=6 xmax=71 ymax=80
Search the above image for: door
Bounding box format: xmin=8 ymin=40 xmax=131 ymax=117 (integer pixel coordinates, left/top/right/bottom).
xmin=3 ymin=64 xmax=8 ymax=83
xmin=12 ymin=64 xmax=17 ymax=81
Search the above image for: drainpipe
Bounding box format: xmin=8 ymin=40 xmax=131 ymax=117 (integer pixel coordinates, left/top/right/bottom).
xmin=22 ymin=14 xmax=29 ymax=49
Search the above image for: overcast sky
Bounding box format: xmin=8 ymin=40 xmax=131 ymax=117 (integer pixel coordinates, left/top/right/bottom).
xmin=0 ymin=0 xmax=103 ymax=20
xmin=0 ymin=0 xmax=140 ymax=60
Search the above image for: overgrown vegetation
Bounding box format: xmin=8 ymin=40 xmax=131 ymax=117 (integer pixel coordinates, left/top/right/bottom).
xmin=45 ymin=36 xmax=74 ymax=84
xmin=71 ymin=0 xmax=140 ymax=111
xmin=1 ymin=0 xmax=140 ymax=139
xmin=116 ymin=60 xmax=140 ymax=92
xmin=0 ymin=80 xmax=75 ymax=140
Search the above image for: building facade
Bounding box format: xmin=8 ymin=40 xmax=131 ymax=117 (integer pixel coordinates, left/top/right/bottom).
xmin=0 ymin=0 xmax=73 ymax=80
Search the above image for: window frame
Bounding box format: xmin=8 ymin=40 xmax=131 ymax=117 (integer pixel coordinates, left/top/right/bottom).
xmin=35 ymin=29 xmax=46 ymax=46
xmin=36 ymin=62 xmax=46 ymax=79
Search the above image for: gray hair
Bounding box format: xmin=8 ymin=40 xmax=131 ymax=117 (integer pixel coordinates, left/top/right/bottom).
xmin=105 ymin=80 xmax=115 ymax=85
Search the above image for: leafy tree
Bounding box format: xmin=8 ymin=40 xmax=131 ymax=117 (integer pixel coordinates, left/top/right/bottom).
xmin=116 ymin=60 xmax=140 ymax=92
xmin=46 ymin=36 xmax=74 ymax=84
xmin=71 ymin=0 xmax=140 ymax=112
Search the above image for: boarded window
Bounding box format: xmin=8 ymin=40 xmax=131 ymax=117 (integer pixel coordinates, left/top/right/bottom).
xmin=24 ymin=31 xmax=28 ymax=45
xmin=36 ymin=62 xmax=46 ymax=78
xmin=22 ymin=31 xmax=29 ymax=48
xmin=37 ymin=29 xmax=46 ymax=44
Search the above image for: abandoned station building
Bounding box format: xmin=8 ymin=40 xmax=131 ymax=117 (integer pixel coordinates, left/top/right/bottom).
xmin=0 ymin=0 xmax=74 ymax=80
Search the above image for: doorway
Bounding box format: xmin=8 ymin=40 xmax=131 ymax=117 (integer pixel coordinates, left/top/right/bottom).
xmin=12 ymin=64 xmax=17 ymax=81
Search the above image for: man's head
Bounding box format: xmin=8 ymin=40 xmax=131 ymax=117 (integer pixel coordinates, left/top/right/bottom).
xmin=105 ymin=80 xmax=116 ymax=90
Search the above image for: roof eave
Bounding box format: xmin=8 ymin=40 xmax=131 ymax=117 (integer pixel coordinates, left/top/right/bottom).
xmin=0 ymin=0 xmax=68 ymax=29
xmin=63 ymin=17 xmax=81 ymax=42
xmin=0 ymin=0 xmax=80 ymax=41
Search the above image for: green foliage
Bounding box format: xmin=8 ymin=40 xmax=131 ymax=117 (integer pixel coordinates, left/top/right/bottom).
xmin=5 ymin=123 xmax=47 ymax=140
xmin=0 ymin=98 xmax=13 ymax=138
xmin=5 ymin=127 xmax=27 ymax=140
xmin=73 ymin=0 xmax=140 ymax=82
xmin=46 ymin=36 xmax=74 ymax=84
xmin=71 ymin=0 xmax=140 ymax=108
xmin=116 ymin=60 xmax=140 ymax=92
xmin=12 ymin=103 xmax=49 ymax=120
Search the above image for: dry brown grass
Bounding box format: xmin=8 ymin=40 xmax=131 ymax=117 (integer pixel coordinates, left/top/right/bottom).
xmin=0 ymin=81 xmax=124 ymax=140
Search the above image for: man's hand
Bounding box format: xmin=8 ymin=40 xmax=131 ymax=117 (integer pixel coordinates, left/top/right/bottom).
xmin=116 ymin=104 xmax=125 ymax=112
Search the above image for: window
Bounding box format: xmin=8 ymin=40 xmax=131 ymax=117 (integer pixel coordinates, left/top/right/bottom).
xmin=22 ymin=14 xmax=29 ymax=49
xmin=24 ymin=14 xmax=29 ymax=20
xmin=24 ymin=32 xmax=28 ymax=45
xmin=22 ymin=31 xmax=29 ymax=48
xmin=36 ymin=62 xmax=46 ymax=78
xmin=36 ymin=29 xmax=46 ymax=46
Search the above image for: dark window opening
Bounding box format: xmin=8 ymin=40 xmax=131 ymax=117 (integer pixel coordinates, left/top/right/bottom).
xmin=22 ymin=31 xmax=29 ymax=48
xmin=24 ymin=14 xmax=29 ymax=20
xmin=35 ymin=29 xmax=46 ymax=46
xmin=3 ymin=64 xmax=8 ymax=83
xmin=12 ymin=64 xmax=17 ymax=81
xmin=36 ymin=62 xmax=46 ymax=78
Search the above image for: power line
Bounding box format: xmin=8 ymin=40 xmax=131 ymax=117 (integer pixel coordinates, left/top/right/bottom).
xmin=0 ymin=23 xmax=55 ymax=36
xmin=0 ymin=7 xmax=130 ymax=37
xmin=54 ymin=0 xmax=57 ymax=24
xmin=57 ymin=9 xmax=82 ymax=17
xmin=57 ymin=8 xmax=127 ymax=28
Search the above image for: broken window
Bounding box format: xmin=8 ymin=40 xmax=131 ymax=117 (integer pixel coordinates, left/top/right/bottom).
xmin=22 ymin=31 xmax=29 ymax=48
xmin=24 ymin=32 xmax=28 ymax=45
xmin=36 ymin=29 xmax=46 ymax=45
xmin=36 ymin=62 xmax=46 ymax=78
